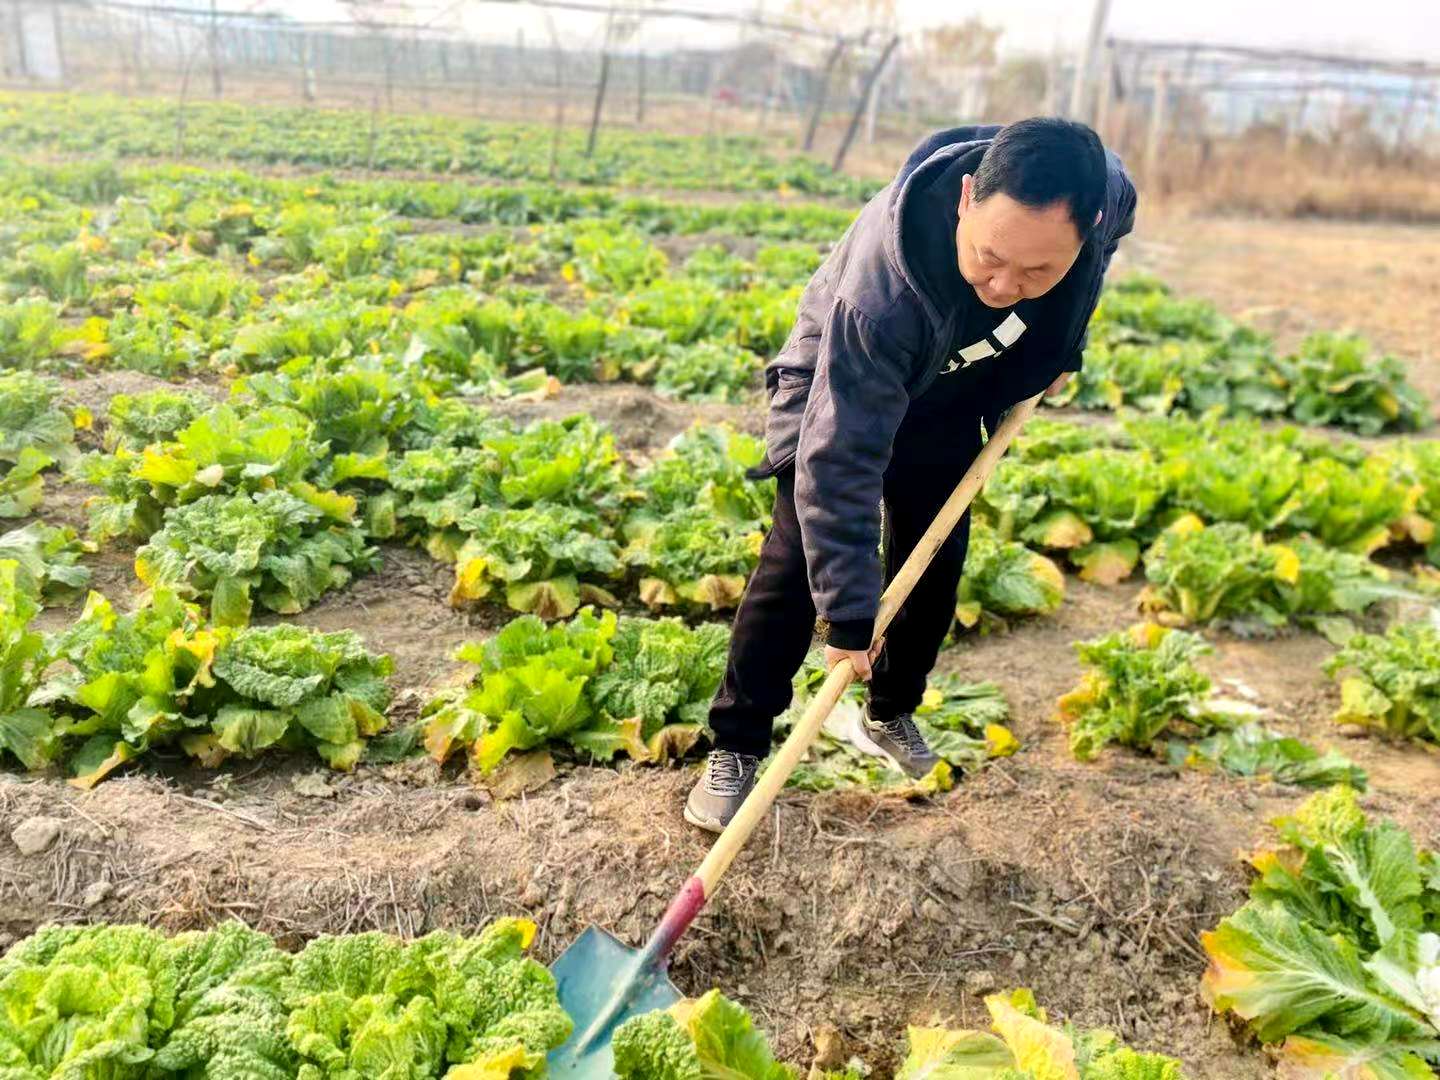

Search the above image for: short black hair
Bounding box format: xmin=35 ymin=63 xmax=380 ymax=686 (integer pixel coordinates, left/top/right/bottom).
xmin=972 ymin=117 xmax=1107 ymax=236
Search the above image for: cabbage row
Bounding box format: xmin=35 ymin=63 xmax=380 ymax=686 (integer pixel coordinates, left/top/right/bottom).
xmin=1055 ymin=622 xmax=1367 ymax=785
xmin=0 ymin=912 xmax=1190 ymax=1080
xmin=984 ymin=413 xmax=1440 ymax=628
xmin=2 ymin=559 xmax=1025 ymax=786
xmin=63 ymin=376 xmax=778 ymax=621
xmin=1062 ymin=274 xmax=1427 ymax=434
xmin=994 ymin=413 xmax=1440 ymax=567
xmin=0 ymin=175 xmax=814 ymax=396
xmin=7 ymin=363 xmax=1431 ymax=640
xmin=0 ymin=155 xmax=856 ymax=247
xmin=1324 ymin=620 xmax=1440 ymax=748
xmin=420 ymin=610 xmax=1016 ymax=788
xmin=0 ymin=572 xmax=396 ymax=784
xmin=611 ymin=985 xmax=1185 ymax=1080
xmin=1137 ymin=518 xmax=1402 ymax=633
xmin=0 ymin=917 xmax=571 ymax=1079
xmin=1 ymin=138 xmax=1427 ymax=440
xmin=0 ymin=370 xmax=84 ymax=518
xmin=3 ymin=367 xmax=1050 ymax=627
xmin=2 ymin=537 xmax=762 ymax=782
xmin=14 ymin=362 xmax=1433 ymax=640
xmin=0 ymin=91 xmax=876 ymax=197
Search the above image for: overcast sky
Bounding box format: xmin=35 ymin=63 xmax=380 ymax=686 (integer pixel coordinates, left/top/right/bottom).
xmin=286 ymin=0 xmax=1438 ymax=62
xmin=896 ymin=0 xmax=1440 ymax=61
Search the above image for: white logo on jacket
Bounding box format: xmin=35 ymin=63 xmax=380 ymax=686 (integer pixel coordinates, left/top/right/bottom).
xmin=942 ymin=312 xmax=1026 ymax=374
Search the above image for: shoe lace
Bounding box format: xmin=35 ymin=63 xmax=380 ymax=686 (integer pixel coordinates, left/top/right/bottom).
xmin=880 ymin=714 xmax=932 ymax=757
xmin=706 ymin=752 xmax=757 ymax=797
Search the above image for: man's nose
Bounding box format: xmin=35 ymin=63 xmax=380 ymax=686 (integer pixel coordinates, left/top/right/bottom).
xmin=989 ymin=272 xmax=1019 ymax=300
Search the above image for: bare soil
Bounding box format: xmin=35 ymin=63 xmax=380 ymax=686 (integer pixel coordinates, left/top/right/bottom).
xmin=7 ymin=363 xmax=1440 ymax=1077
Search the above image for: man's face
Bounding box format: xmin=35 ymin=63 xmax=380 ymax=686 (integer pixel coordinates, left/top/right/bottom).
xmin=956 ymin=174 xmax=1091 ymax=309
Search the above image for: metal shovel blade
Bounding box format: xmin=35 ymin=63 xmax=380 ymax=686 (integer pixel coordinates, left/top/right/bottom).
xmin=547 ymin=925 xmax=683 ymax=1080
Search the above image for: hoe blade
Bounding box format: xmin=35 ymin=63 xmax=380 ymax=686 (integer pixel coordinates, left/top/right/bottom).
xmin=547 ymin=926 xmax=683 ymax=1080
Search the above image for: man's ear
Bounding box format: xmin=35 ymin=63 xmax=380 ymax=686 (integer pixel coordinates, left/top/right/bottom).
xmin=1094 ymin=208 xmax=1103 ymax=226
xmin=959 ymin=173 xmax=974 ymax=215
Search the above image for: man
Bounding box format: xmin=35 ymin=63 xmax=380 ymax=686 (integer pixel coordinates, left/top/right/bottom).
xmin=684 ymin=118 xmax=1137 ymax=832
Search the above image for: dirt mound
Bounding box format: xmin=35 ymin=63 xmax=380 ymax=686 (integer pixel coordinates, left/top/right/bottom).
xmin=0 ymin=754 xmax=1268 ymax=1078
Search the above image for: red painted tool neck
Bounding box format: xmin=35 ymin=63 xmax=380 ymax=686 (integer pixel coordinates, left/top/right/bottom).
xmin=637 ymin=875 xmax=707 ymax=972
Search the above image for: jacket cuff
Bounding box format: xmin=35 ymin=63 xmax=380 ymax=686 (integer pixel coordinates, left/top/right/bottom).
xmin=1062 ymin=350 xmax=1084 ymax=373
xmin=822 ymin=616 xmax=875 ymax=651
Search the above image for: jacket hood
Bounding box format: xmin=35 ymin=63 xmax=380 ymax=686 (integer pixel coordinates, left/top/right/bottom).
xmin=882 ymin=125 xmax=1002 ymax=330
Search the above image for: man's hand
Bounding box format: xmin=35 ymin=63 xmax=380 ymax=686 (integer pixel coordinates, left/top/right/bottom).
xmin=1045 ymin=371 xmax=1072 ymax=397
xmin=824 ymin=637 xmax=885 ymax=681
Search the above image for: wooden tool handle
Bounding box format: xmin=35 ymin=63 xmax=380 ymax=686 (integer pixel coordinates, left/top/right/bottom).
xmin=693 ymin=392 xmax=1043 ymax=895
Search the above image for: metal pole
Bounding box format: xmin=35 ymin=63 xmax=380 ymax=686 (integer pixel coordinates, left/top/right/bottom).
xmin=1395 ymin=76 xmax=1421 ymax=154
xmin=636 ymin=47 xmax=645 ymax=124
xmin=1143 ymin=64 xmax=1168 ymax=190
xmin=1068 ymin=0 xmax=1111 ymax=122
xmin=586 ymin=49 xmax=612 ymax=157
xmin=51 ymin=2 xmax=68 ymax=83
xmin=542 ymin=11 xmax=566 ymax=182
xmin=704 ymin=51 xmax=717 ymax=146
xmin=367 ymin=81 xmax=380 ymax=168
xmin=208 ymin=0 xmax=222 ymax=96
xmin=472 ymin=42 xmax=485 ymax=111
xmin=301 ymin=33 xmax=317 ymax=102
xmin=1120 ymin=45 xmax=1144 ymax=147
xmin=833 ymin=33 xmax=898 ymax=172
xmin=1285 ymin=89 xmax=1308 ymax=154
xmin=3 ymin=3 xmax=21 ymax=78
xmin=135 ymin=9 xmax=148 ymax=90
xmin=1093 ymin=43 xmax=1114 ymax=143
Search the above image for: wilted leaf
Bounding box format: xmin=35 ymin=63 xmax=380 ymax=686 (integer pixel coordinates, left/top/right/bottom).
xmin=67 ymin=737 xmax=139 ymax=789
xmin=482 ymin=749 xmax=556 ymax=798
xmin=1073 ymin=539 xmax=1139 ymax=585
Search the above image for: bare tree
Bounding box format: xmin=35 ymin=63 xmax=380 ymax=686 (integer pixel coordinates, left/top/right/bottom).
xmin=787 ymin=0 xmax=894 ymax=151
xmin=832 ymin=32 xmax=897 ymax=170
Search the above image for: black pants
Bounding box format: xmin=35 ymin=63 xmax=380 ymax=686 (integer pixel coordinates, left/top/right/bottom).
xmin=708 ymin=458 xmax=973 ymax=758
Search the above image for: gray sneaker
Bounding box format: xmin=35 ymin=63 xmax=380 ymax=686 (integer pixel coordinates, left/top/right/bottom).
xmin=850 ymin=705 xmax=941 ymax=779
xmin=684 ymin=751 xmax=761 ymax=833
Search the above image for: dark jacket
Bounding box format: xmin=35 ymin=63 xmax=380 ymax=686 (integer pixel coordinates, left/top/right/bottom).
xmin=756 ymin=125 xmax=1137 ymax=649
